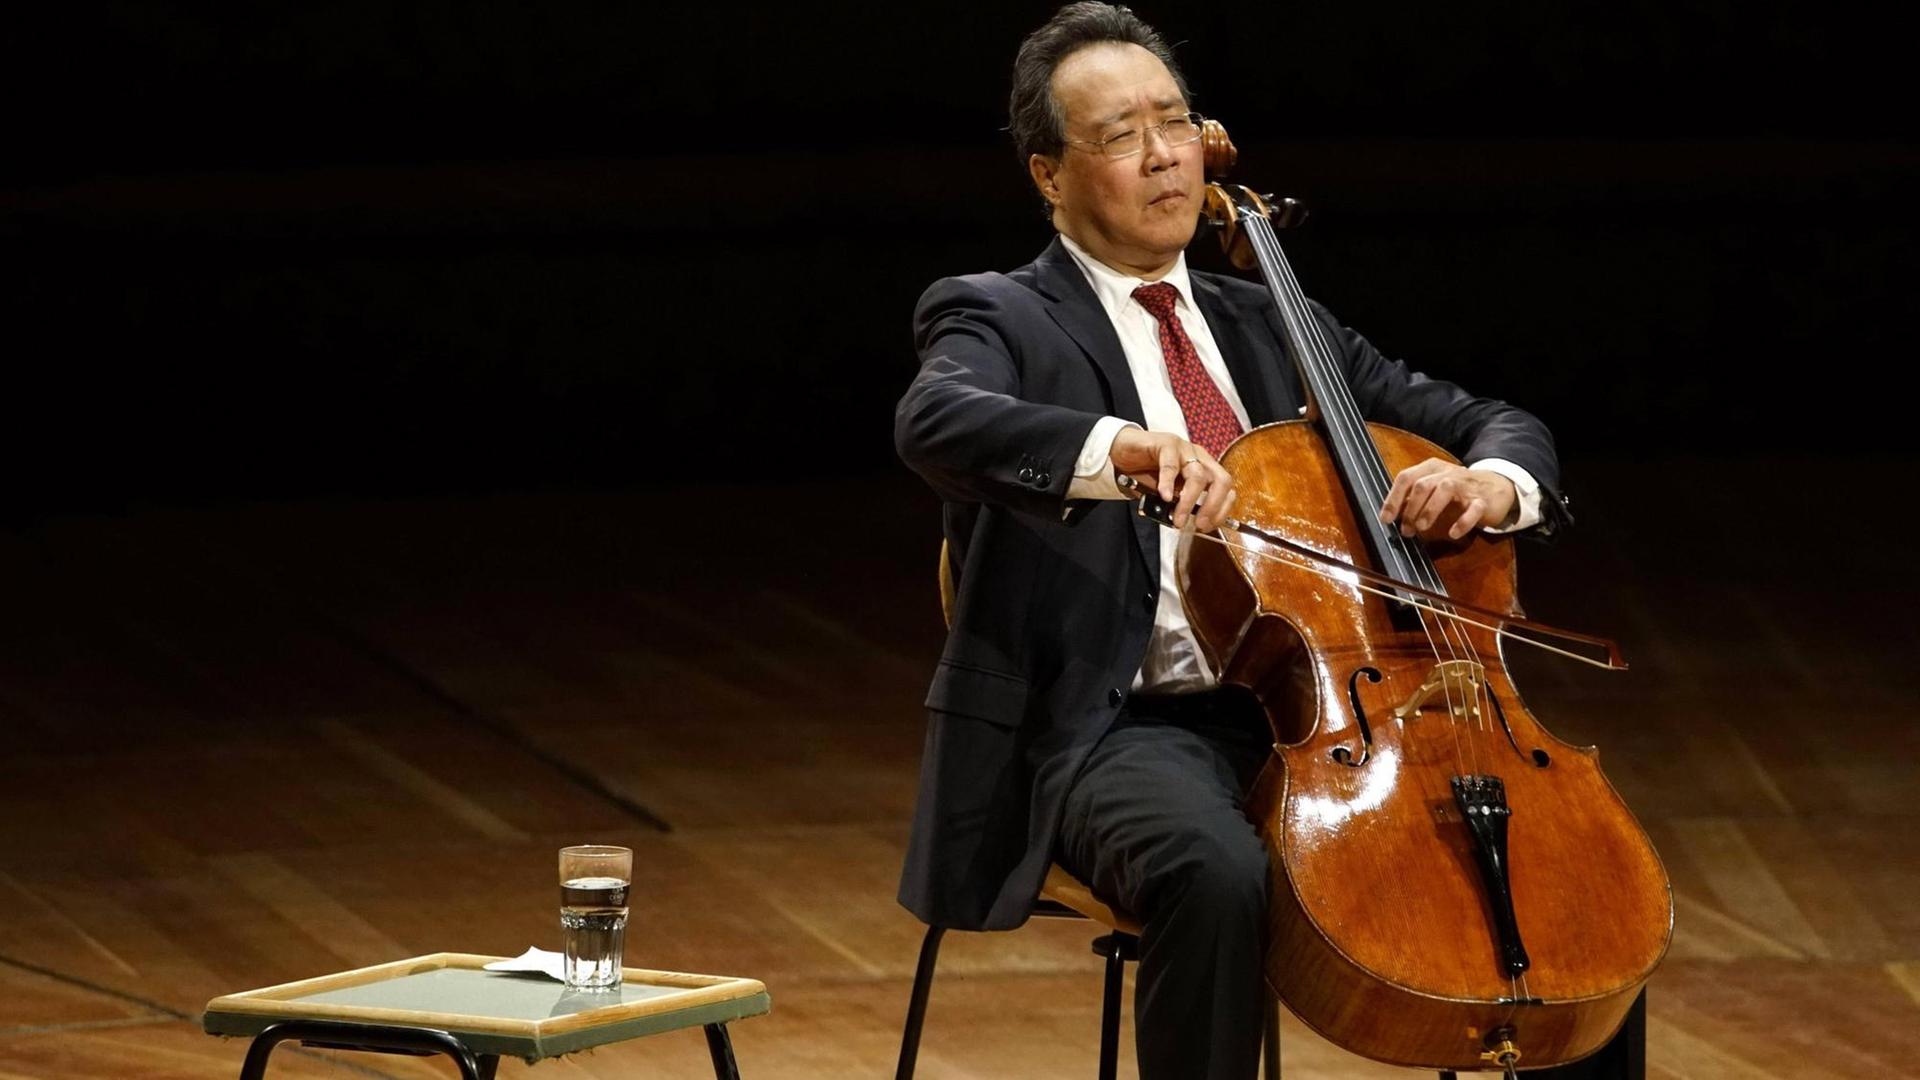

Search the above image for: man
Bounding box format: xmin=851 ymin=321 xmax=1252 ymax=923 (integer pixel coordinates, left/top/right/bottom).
xmin=893 ymin=4 xmax=1570 ymax=1077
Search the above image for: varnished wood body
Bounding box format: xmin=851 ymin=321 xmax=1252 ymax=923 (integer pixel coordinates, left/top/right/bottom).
xmin=1183 ymin=421 xmax=1673 ymax=1071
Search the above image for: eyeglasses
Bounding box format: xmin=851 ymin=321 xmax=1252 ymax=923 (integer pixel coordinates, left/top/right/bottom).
xmin=1065 ymin=112 xmax=1205 ymax=161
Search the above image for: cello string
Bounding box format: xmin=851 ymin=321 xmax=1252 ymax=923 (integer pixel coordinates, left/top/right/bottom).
xmin=1240 ymin=215 xmax=1480 ymax=772
xmin=1239 ymin=217 xmax=1453 ymax=637
xmin=1247 ymin=213 xmax=1497 ymax=766
xmin=1241 ymin=213 xmax=1482 ymax=773
xmin=1246 ymin=218 xmax=1473 ymax=639
xmin=1242 ymin=217 xmax=1467 ymax=651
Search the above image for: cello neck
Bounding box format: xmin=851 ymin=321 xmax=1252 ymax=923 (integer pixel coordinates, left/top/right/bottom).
xmin=1218 ymin=187 xmax=1440 ymax=594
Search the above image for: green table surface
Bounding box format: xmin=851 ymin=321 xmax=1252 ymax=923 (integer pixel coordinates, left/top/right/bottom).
xmin=203 ymin=966 xmax=770 ymax=1061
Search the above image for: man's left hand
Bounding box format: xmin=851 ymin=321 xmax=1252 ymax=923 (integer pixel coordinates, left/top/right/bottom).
xmin=1378 ymin=459 xmax=1518 ymax=541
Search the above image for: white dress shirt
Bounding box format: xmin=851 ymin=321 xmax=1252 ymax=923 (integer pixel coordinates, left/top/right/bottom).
xmin=1055 ymin=232 xmax=1542 ymax=693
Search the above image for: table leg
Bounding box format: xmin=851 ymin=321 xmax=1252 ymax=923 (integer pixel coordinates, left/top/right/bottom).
xmin=704 ymin=1022 xmax=741 ymax=1080
xmin=236 ymin=1020 xmax=487 ymax=1080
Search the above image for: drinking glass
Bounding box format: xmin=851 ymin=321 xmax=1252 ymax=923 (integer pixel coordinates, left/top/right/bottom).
xmin=558 ymin=844 xmax=631 ymax=989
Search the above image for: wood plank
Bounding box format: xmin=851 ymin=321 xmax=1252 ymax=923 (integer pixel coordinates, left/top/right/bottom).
xmin=1668 ymin=818 xmax=1831 ymax=958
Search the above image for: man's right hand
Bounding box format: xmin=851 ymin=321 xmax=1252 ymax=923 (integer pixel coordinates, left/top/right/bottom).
xmin=1109 ymin=428 xmax=1236 ymax=531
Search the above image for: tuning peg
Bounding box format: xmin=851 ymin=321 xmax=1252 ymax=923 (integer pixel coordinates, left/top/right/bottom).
xmin=1272 ymin=197 xmax=1309 ymax=230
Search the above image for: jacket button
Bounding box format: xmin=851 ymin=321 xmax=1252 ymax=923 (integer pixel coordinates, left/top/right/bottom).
xmin=1017 ymin=466 xmax=1036 ymax=483
xmin=1036 ymin=471 xmax=1052 ymax=486
xmin=1107 ymin=687 xmax=1124 ymax=707
xmin=1143 ymin=590 xmax=1156 ymax=609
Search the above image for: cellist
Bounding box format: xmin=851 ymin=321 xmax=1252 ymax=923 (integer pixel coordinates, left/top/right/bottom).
xmin=893 ymin=3 xmax=1572 ymax=1076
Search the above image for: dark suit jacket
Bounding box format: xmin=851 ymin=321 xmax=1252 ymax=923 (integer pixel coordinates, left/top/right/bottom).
xmin=892 ymin=234 xmax=1570 ymax=932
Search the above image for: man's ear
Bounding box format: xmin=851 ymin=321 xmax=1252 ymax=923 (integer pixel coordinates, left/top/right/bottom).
xmin=1028 ymin=153 xmax=1063 ymax=207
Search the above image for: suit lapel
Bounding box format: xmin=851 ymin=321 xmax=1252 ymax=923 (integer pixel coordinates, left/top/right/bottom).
xmin=1032 ymin=238 xmax=1148 ymax=428
xmin=1191 ymin=272 xmax=1297 ymax=428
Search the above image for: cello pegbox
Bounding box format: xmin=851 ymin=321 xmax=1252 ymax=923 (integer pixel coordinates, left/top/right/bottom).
xmin=1200 ymin=118 xmax=1237 ymax=178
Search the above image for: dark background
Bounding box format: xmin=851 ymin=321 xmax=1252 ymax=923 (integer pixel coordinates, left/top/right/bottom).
xmin=3 ymin=1 xmax=1913 ymax=515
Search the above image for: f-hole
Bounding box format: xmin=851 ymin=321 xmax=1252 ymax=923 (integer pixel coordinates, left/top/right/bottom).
xmin=1485 ymin=685 xmax=1550 ymax=767
xmin=1334 ymin=667 xmax=1381 ymax=766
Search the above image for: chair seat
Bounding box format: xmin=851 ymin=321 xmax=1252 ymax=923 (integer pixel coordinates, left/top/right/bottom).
xmin=1039 ymin=864 xmax=1143 ymax=936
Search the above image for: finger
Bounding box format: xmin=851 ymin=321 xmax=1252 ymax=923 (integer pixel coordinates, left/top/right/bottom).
xmin=1399 ymin=477 xmax=1440 ymax=536
xmin=1188 ymin=447 xmax=1228 ymax=494
xmin=1380 ymin=458 xmax=1444 ymax=523
xmin=1171 ymin=458 xmax=1206 ymax=527
xmin=1196 ymin=481 xmax=1237 ymax=532
xmin=1414 ymin=478 xmax=1461 ymax=532
xmin=1448 ymin=498 xmax=1486 ymax=540
xmin=1158 ymin=443 xmax=1182 ymax=502
xmin=1188 ymin=445 xmax=1222 ymax=478
xmin=1195 ymin=460 xmax=1234 ymax=530
xmin=1379 ymin=469 xmax=1411 ymax=524
xmin=1193 ymin=470 xmax=1222 ymax=530
xmin=1424 ymin=500 xmax=1468 ymax=539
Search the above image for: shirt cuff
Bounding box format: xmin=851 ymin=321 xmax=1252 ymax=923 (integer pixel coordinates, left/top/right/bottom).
xmin=1469 ymin=457 xmax=1542 ymax=534
xmin=1066 ymin=416 xmax=1138 ymax=501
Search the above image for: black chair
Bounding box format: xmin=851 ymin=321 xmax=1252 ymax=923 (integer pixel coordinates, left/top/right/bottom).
xmin=899 ymin=544 xmax=1280 ymax=1079
xmin=895 ymin=862 xmax=1281 ymax=1080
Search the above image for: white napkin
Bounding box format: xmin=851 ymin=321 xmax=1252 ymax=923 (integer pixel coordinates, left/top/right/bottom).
xmin=483 ymin=946 xmax=567 ymax=982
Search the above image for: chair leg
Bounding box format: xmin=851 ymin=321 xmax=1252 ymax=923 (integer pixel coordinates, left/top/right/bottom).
xmin=1096 ymin=934 xmax=1128 ymax=1080
xmin=895 ymin=925 xmax=946 ymax=1080
xmin=1622 ymin=987 xmax=1647 ymax=1080
xmin=1263 ymin=989 xmax=1281 ymax=1079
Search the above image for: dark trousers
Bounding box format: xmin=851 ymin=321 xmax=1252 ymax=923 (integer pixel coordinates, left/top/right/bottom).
xmin=1055 ymin=689 xmax=1272 ymax=1080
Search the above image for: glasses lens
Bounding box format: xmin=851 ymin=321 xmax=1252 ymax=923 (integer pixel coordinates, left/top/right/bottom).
xmin=1162 ymin=117 xmax=1200 ymax=145
xmin=1094 ymin=116 xmax=1201 ymax=158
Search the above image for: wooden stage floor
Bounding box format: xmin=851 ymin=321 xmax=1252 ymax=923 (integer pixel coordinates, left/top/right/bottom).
xmin=1 ymin=458 xmax=1915 ymax=1078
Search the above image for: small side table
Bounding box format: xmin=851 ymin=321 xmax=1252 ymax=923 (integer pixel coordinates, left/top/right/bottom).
xmin=202 ymin=952 xmax=770 ymax=1079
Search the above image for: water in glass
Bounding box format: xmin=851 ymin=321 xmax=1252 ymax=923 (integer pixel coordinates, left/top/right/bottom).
xmin=561 ymin=875 xmax=628 ymax=989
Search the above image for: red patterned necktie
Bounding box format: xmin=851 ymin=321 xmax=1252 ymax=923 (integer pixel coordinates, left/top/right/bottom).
xmin=1132 ymin=282 xmax=1245 ymax=458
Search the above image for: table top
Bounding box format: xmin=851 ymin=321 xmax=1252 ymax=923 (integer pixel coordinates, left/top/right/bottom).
xmin=202 ymin=953 xmax=769 ymax=1061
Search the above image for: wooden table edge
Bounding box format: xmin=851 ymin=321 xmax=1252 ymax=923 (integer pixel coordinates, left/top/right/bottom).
xmin=203 ymin=953 xmax=769 ymax=1041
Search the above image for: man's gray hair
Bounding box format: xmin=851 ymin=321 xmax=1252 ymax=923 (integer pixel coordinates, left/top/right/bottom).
xmin=1008 ymin=3 xmax=1191 ymax=163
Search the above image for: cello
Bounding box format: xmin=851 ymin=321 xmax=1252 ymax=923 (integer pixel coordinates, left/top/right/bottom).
xmin=1135 ymin=122 xmax=1672 ymax=1074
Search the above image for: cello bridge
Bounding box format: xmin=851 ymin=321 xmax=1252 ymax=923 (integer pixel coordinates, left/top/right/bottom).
xmin=1391 ymin=660 xmax=1486 ymax=721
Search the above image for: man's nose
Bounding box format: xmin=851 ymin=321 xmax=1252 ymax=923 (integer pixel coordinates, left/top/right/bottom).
xmin=1142 ymin=127 xmax=1178 ymax=170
